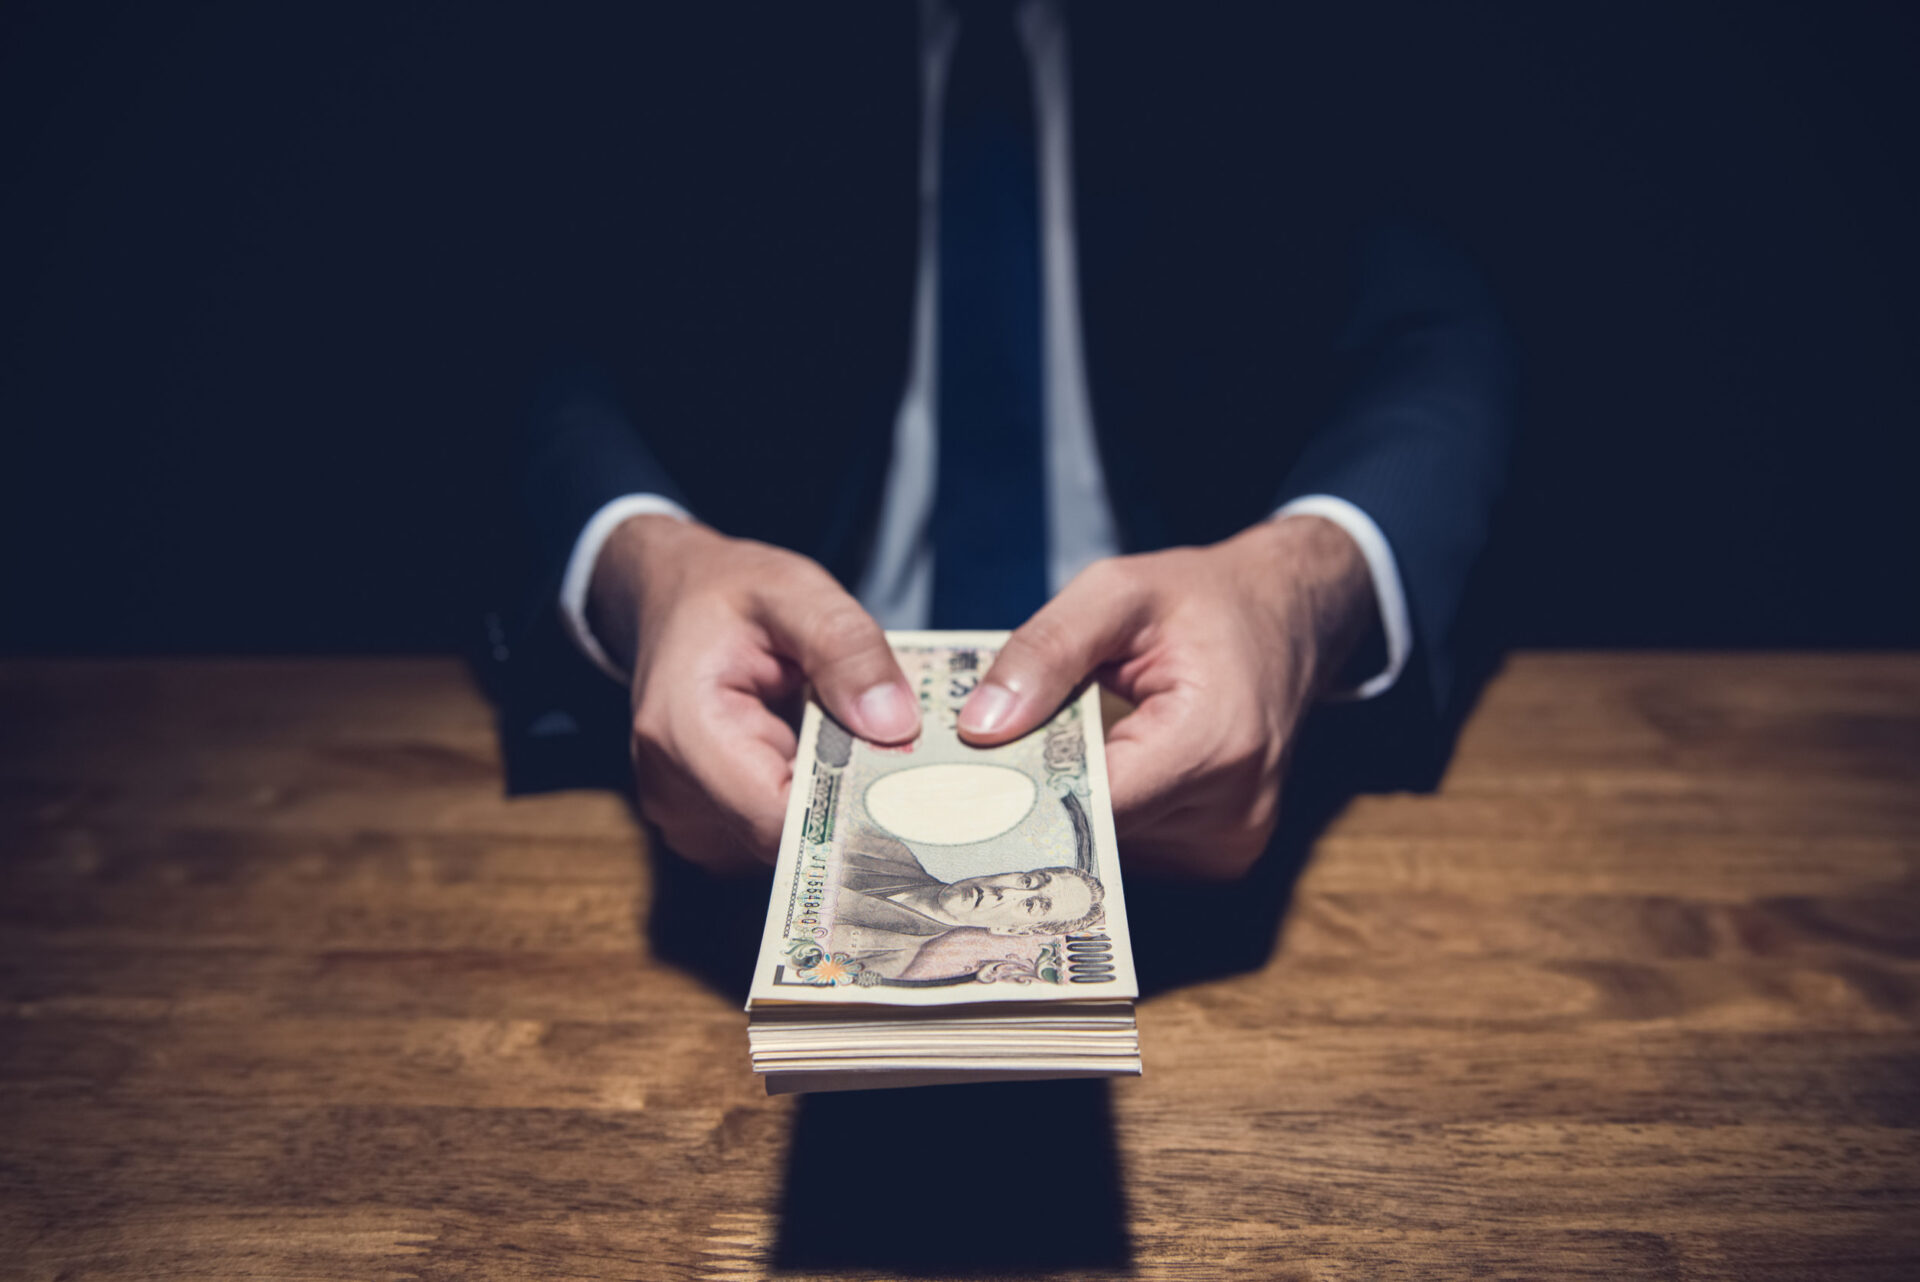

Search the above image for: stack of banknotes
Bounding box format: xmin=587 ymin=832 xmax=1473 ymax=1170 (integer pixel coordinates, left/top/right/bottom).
xmin=747 ymin=632 xmax=1141 ymax=1094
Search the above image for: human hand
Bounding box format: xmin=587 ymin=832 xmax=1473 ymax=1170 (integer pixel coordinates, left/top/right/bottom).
xmin=956 ymin=516 xmax=1378 ymax=880
xmin=588 ymin=515 xmax=920 ymax=874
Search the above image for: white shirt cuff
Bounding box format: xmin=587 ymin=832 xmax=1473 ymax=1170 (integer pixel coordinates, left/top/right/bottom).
xmin=1272 ymin=495 xmax=1411 ymax=702
xmin=559 ymin=493 xmax=694 ymax=684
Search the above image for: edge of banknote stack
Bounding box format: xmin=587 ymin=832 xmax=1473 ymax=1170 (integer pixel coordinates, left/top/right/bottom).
xmin=746 ymin=631 xmax=1141 ymax=1094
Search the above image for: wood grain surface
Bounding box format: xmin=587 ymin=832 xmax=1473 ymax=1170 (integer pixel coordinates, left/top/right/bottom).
xmin=2 ymin=654 xmax=1916 ymax=1280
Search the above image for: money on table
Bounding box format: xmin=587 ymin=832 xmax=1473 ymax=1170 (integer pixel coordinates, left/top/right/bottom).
xmin=747 ymin=631 xmax=1141 ymax=1093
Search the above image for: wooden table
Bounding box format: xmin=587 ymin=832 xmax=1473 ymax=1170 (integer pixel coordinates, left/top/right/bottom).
xmin=3 ymin=655 xmax=1916 ymax=1280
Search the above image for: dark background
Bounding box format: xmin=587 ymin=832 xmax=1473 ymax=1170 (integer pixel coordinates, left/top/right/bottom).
xmin=3 ymin=1 xmax=1915 ymax=656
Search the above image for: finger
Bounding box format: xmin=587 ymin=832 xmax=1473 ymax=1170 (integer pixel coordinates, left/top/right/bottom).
xmin=959 ymin=562 xmax=1150 ymax=744
xmin=1108 ymin=804 xmax=1205 ymax=879
xmin=1116 ymin=803 xmax=1267 ymax=882
xmin=1107 ymin=686 xmax=1288 ymax=880
xmin=634 ymin=674 xmax=798 ymax=870
xmin=1102 ymin=690 xmax=1206 ymax=829
xmin=649 ymin=813 xmax=770 ymax=878
xmin=679 ymin=689 xmax=800 ymax=859
xmin=633 ymin=760 xmax=763 ymax=875
xmin=753 ymin=578 xmax=920 ymax=744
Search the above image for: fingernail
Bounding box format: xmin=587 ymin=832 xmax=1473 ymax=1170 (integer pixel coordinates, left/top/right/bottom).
xmin=959 ymin=683 xmax=1015 ymax=737
xmin=857 ymin=683 xmax=919 ymax=741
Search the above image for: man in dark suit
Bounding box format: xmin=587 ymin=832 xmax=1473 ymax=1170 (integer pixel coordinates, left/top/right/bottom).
xmin=505 ymin=3 xmax=1513 ymax=881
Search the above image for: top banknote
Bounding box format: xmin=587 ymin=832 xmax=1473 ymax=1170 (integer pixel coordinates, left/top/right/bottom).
xmin=748 ymin=632 xmax=1138 ymax=1007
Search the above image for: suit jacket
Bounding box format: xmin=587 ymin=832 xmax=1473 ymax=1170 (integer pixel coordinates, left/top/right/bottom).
xmin=495 ymin=3 xmax=1514 ymax=794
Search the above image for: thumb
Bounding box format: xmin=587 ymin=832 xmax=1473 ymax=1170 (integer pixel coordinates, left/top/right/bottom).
xmin=958 ymin=561 xmax=1149 ymax=745
xmin=754 ymin=579 xmax=920 ymax=744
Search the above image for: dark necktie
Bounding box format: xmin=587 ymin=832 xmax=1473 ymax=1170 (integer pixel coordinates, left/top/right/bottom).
xmin=929 ymin=0 xmax=1048 ymax=630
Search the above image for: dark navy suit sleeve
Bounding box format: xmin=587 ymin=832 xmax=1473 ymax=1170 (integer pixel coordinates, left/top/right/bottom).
xmin=488 ymin=361 xmax=691 ymax=794
xmin=519 ymin=361 xmax=692 ymax=597
xmin=1276 ymin=219 xmax=1516 ymax=721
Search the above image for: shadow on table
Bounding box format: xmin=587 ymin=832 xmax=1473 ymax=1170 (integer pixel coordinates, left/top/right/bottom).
xmin=642 ymin=842 xmax=768 ymax=1006
xmin=771 ymin=1076 xmax=1130 ymax=1275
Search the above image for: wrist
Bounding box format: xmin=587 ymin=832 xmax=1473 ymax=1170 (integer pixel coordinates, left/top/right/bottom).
xmin=1231 ymin=515 xmax=1380 ymax=691
xmin=587 ymin=513 xmax=713 ymax=675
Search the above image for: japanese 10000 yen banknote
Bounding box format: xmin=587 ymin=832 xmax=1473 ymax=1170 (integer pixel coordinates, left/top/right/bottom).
xmin=748 ymin=632 xmax=1137 ymax=1008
